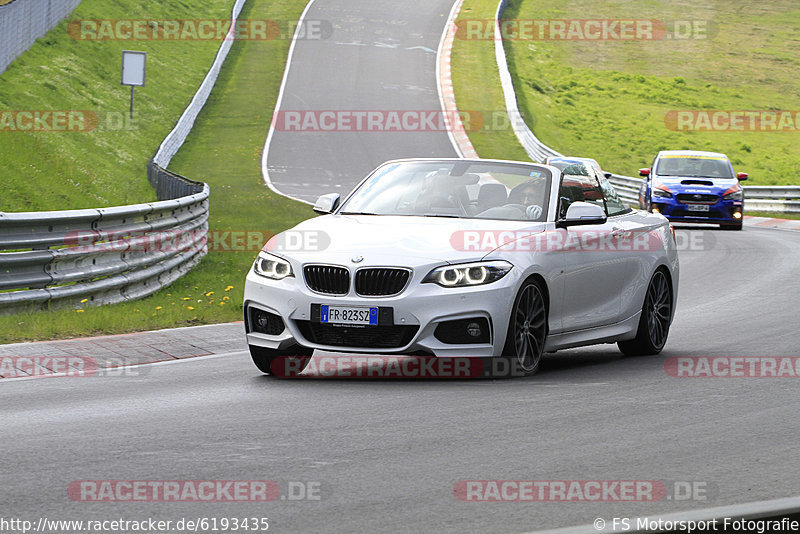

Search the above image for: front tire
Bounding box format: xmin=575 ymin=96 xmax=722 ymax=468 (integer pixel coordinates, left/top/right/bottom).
xmin=618 ymin=269 xmax=673 ymax=356
xmin=720 ymin=223 xmax=742 ymax=231
xmin=250 ymin=345 xmax=313 ymax=377
xmin=499 ymin=279 xmax=548 ymax=377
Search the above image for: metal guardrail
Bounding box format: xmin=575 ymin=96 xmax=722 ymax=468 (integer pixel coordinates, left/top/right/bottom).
xmin=494 ymin=0 xmax=562 ymax=163
xmin=493 ymin=0 xmax=800 ymax=214
xmin=0 ymin=0 xmax=250 ymax=315
xmin=0 ymin=0 xmax=81 ymax=75
xmin=154 ymin=0 xmax=246 ymax=168
xmin=0 ymin=172 xmax=208 ymax=314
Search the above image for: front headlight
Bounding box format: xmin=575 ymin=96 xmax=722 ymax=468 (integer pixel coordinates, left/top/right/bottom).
xmin=253 ymin=251 xmax=293 ymax=280
xmin=723 ymin=190 xmax=743 ymax=201
xmin=652 ymin=189 xmax=672 ymax=198
xmin=423 ymin=260 xmax=512 ymax=288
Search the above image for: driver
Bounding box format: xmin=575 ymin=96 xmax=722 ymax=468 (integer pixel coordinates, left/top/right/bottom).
xmin=508 ymin=178 xmax=545 ymax=206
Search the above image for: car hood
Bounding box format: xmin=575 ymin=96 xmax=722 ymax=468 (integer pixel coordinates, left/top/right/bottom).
xmin=655 ymin=175 xmax=740 ymax=195
xmin=265 ymin=214 xmax=547 ymax=266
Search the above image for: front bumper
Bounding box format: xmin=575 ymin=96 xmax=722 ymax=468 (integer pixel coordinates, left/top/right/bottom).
xmin=651 ymin=197 xmax=743 ymax=224
xmin=243 ymin=267 xmax=519 ymax=358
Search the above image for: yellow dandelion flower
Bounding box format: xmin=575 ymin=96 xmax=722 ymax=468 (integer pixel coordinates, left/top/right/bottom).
xmin=205 ymin=291 xmax=214 ymax=297
xmin=182 ymin=297 xmax=191 ymax=301
xmin=187 ymin=306 xmax=195 ymax=310
xmin=222 ymin=296 xmax=230 ymax=301
xmin=75 ymin=309 xmax=84 ymax=313
xmin=224 ymin=286 xmax=234 ymax=291
xmin=219 ymin=301 xmax=225 ymax=306
xmin=80 ymin=298 xmax=88 ymax=304
xmin=155 ymin=306 xmax=163 ymax=310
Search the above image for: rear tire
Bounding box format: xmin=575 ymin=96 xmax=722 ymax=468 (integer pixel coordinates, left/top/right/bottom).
xmin=618 ymin=269 xmax=673 ymax=356
xmin=250 ymin=345 xmax=313 ymax=377
xmin=497 ymin=279 xmax=548 ymax=377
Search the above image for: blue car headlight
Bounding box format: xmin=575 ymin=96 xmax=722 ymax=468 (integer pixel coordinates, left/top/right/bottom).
xmin=723 ymin=190 xmax=743 ymax=201
xmin=653 ymin=189 xmax=673 ymax=199
xmin=423 ymin=260 xmax=512 ymax=288
xmin=253 ymin=251 xmax=293 ymax=280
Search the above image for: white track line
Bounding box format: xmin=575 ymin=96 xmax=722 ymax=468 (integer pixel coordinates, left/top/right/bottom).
xmin=260 ymin=0 xmax=320 ymax=205
xmin=437 ymin=0 xmax=469 ymax=158
xmin=261 ymin=0 xmax=470 ymax=205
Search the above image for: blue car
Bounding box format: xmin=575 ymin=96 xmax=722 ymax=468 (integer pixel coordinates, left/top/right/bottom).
xmin=638 ymin=150 xmax=747 ymax=230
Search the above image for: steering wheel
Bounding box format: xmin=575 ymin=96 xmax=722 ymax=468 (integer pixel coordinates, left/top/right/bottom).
xmin=525 ymin=205 xmax=543 ymax=220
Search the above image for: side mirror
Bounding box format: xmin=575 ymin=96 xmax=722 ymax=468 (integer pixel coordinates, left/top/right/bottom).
xmin=737 ymin=172 xmax=748 ymax=181
xmin=312 ymin=193 xmax=340 ymax=214
xmin=558 ymin=201 xmax=607 ymax=228
xmin=604 ymin=172 xmax=612 ymax=179
xmin=639 ymin=168 xmax=651 ymax=177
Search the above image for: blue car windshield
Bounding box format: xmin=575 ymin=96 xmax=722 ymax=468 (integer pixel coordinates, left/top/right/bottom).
xmin=656 ymin=157 xmax=733 ymax=178
xmin=339 ymin=160 xmax=553 ymax=222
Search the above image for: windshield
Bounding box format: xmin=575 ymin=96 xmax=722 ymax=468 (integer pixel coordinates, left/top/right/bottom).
xmin=547 ymin=159 xmax=590 ymax=176
xmin=339 ymin=160 xmax=553 ymax=221
xmin=656 ymin=156 xmax=733 ymax=178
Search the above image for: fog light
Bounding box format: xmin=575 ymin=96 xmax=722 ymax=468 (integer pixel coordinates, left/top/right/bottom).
xmin=434 ymin=318 xmax=490 ymax=344
xmin=249 ymin=307 xmax=285 ymax=335
xmin=466 ymin=322 xmax=482 ymax=337
xmin=733 ymin=211 xmax=742 ymax=219
xmin=652 ymin=207 xmax=660 ymax=214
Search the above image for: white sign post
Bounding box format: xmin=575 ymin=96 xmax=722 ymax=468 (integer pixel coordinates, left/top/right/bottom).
xmin=121 ymin=51 xmax=146 ymax=119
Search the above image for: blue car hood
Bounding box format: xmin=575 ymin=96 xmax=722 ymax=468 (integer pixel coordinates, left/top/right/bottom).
xmin=654 ymin=175 xmax=739 ymax=195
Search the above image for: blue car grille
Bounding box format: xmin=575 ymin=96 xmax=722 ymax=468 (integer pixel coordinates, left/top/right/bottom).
xmin=676 ymin=193 xmax=718 ymax=204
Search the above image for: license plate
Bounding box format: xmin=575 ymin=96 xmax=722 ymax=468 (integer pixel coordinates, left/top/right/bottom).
xmin=320 ymin=305 xmax=378 ymax=325
xmin=686 ymin=204 xmax=710 ymax=212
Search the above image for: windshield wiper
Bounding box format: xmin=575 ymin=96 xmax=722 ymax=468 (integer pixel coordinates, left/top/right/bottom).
xmin=339 ymin=211 xmax=380 ymax=215
xmin=421 ymin=213 xmax=460 ymax=218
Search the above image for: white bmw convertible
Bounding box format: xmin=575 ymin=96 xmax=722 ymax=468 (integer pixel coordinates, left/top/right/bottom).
xmin=244 ymin=158 xmax=679 ymax=376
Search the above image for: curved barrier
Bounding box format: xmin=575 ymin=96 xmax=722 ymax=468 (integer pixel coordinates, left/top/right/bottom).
xmin=0 ymin=0 xmax=250 ymax=315
xmin=0 ymin=170 xmax=208 ymax=314
xmin=492 ymin=0 xmax=799 ymax=213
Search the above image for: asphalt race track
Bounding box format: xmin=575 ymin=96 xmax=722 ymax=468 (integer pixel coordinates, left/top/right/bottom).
xmin=264 ymin=0 xmax=458 ymax=203
xmin=4 ymin=0 xmax=800 ymax=532
xmin=4 ymin=226 xmax=800 ymax=533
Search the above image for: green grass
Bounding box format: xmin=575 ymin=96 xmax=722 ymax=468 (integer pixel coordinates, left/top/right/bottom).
xmin=0 ymin=0 xmax=236 ymax=211
xmin=499 ymin=0 xmax=800 ymax=184
xmin=0 ymin=0 xmax=313 ymax=343
xmin=451 ymin=1 xmax=530 ymax=161
xmin=746 ymin=211 xmax=800 ymax=221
